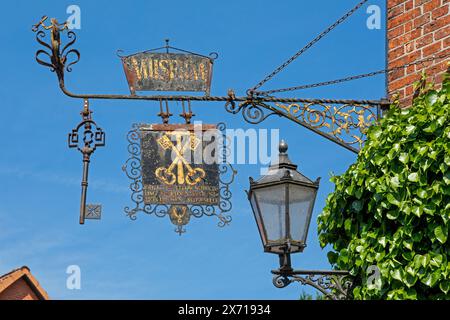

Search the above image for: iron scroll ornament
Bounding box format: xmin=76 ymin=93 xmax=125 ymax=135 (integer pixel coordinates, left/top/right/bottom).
xmin=122 ymin=122 xmax=237 ymax=235
xmin=272 ymin=270 xmax=354 ymax=300
xmin=224 ymin=92 xmax=380 ymax=154
xmin=33 ymin=16 xmax=80 ymax=83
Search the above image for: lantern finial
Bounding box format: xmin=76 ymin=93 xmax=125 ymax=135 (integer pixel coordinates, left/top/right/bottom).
xmin=279 ymin=140 xmax=288 ymax=154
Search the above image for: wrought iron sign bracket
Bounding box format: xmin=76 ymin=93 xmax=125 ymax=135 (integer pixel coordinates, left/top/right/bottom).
xmin=32 ymin=16 xmax=389 ymax=155
xmin=225 ymin=91 xmax=389 ymax=153
xmin=271 ymin=269 xmax=353 ymax=300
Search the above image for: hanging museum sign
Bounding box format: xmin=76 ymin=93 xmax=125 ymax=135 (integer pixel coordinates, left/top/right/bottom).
xmin=123 ymin=123 xmax=236 ymax=234
xmin=120 ymin=45 xmax=235 ymax=234
xmin=120 ymin=52 xmax=214 ymax=95
xmin=141 ymin=123 xmax=219 ymax=205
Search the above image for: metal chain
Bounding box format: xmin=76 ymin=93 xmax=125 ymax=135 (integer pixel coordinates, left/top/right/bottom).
xmin=255 ymin=53 xmax=450 ymax=96
xmin=248 ymin=0 xmax=369 ymax=95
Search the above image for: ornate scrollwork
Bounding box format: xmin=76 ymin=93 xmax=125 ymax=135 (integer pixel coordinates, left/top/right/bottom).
xmin=272 ymin=271 xmax=353 ymax=300
xmin=225 ymin=95 xmax=279 ymax=125
xmin=225 ymin=91 xmax=379 ymax=153
xmin=122 ymin=123 xmax=170 ymax=221
xmin=32 ymin=16 xmax=80 ymax=81
xmin=122 ymin=122 xmax=237 ymax=234
xmin=275 ymin=102 xmax=376 ymax=149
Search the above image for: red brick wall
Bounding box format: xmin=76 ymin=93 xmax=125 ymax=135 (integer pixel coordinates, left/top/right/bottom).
xmin=387 ymin=0 xmax=449 ymax=106
xmin=0 ymin=278 xmax=39 ymax=300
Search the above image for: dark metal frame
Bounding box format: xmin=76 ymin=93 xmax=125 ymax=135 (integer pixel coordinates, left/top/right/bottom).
xmin=249 ymin=178 xmax=319 ymax=255
xmin=122 ymin=122 xmax=236 ymax=234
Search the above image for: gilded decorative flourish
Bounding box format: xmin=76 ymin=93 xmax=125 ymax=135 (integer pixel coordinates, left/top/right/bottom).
xmin=155 ymin=132 xmax=206 ymax=186
xmin=225 ymin=96 xmax=379 ymax=153
xmin=32 ymin=16 xmax=80 ymax=81
xmin=169 ymin=205 xmax=191 ymax=235
xmin=275 ymin=102 xmax=377 ymax=149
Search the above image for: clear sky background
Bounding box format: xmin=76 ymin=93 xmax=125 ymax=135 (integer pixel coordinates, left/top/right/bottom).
xmin=0 ymin=0 xmax=386 ymax=299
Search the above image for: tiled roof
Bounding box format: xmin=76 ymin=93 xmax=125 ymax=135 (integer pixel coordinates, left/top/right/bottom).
xmin=0 ymin=266 xmax=50 ymax=300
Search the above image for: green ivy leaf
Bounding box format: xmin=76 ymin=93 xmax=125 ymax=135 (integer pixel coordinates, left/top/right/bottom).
xmin=344 ymin=219 xmax=352 ymax=233
xmin=405 ymin=125 xmax=416 ymax=135
xmin=445 ymin=155 xmax=450 ymax=166
xmin=404 ymin=288 xmax=418 ymax=300
xmin=403 ymin=239 xmax=413 ymax=250
xmin=402 ymin=251 xmax=414 ymax=261
xmin=390 ymin=176 xmax=401 ymax=189
xmin=404 ymin=273 xmax=418 ymax=288
xmin=387 ymin=193 xmax=400 ymax=207
xmin=345 ymin=185 xmax=355 ymax=196
xmin=421 ymin=270 xmax=441 ymax=287
xmin=399 ymin=153 xmax=409 ymax=164
xmin=370 ymin=127 xmax=383 ymax=140
xmin=339 ymin=249 xmax=349 ymax=264
xmin=391 ymin=269 xmax=402 ymax=282
xmin=408 ymin=172 xmax=419 ymax=182
xmin=352 ymin=200 xmax=364 ymax=212
xmin=444 ymin=172 xmax=450 ymax=185
xmin=412 ymin=232 xmax=423 ymax=243
xmin=327 ymin=251 xmax=338 ymax=264
xmin=423 ymin=204 xmax=436 ymax=215
xmin=387 ymin=210 xmax=399 ymax=220
xmin=439 ymin=280 xmax=450 ymax=294
xmin=434 ymin=226 xmax=448 ymax=244
xmin=417 ymin=189 xmax=428 ymax=199
xmin=430 ymin=254 xmax=443 ymax=268
xmin=427 ymin=92 xmax=438 ymax=105
xmin=413 ymin=255 xmax=427 ymax=269
xmin=412 ymin=206 xmax=423 ymax=217
xmin=378 ymin=237 xmax=387 ymax=248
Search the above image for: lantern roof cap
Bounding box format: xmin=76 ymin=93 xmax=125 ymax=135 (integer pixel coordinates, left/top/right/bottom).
xmin=253 ymin=140 xmax=319 ymax=186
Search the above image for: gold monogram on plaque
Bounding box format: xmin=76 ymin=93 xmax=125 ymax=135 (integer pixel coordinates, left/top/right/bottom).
xmin=155 ymin=131 xmax=206 ymax=186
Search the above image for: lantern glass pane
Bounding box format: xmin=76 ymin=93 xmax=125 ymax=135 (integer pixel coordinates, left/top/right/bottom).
xmin=253 ymin=184 xmax=287 ymax=243
xmin=288 ymin=184 xmax=316 ymax=243
xmin=250 ymin=192 xmax=266 ymax=245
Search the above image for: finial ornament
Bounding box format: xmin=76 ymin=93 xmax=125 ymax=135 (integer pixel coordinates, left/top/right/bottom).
xmin=279 ymin=140 xmax=288 ymax=154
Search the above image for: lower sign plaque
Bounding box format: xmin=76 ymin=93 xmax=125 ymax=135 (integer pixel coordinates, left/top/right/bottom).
xmin=123 ymin=122 xmax=235 ymax=234
xmin=141 ymin=123 xmax=219 ymax=205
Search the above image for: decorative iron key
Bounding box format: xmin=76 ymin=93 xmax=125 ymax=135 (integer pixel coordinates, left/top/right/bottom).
xmin=68 ymin=99 xmax=105 ymax=224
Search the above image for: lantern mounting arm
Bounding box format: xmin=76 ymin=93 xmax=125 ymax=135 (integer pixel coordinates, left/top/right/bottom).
xmin=271 ymin=269 xmax=353 ymax=300
xmin=33 ymin=17 xmax=390 ymax=154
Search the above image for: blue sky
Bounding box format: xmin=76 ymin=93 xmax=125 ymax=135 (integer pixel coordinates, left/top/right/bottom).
xmin=0 ymin=0 xmax=386 ymax=299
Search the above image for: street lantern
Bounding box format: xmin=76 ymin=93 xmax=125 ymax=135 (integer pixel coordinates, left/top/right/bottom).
xmin=246 ymin=141 xmax=352 ymax=300
xmin=247 ymin=140 xmax=320 ymax=272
